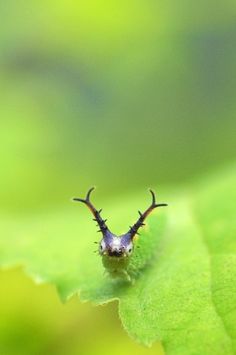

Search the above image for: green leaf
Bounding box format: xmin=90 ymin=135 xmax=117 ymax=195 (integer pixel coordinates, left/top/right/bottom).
xmin=0 ymin=165 xmax=236 ymax=354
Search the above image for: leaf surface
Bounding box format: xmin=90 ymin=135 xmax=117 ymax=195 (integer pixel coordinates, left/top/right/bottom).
xmin=0 ymin=166 xmax=236 ymax=354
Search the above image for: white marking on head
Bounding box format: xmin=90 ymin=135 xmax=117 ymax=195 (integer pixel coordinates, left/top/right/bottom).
xmin=125 ymin=242 xmax=133 ymax=256
xmin=112 ymin=237 xmax=121 ymax=248
xmin=100 ymin=239 xmax=106 ymax=254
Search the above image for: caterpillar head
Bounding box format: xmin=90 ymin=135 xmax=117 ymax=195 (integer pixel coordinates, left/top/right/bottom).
xmin=99 ymin=232 xmax=133 ymax=258
xmin=73 ymin=187 xmax=167 ymax=258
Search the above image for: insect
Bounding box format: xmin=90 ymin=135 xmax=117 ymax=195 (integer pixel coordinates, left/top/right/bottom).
xmin=73 ymin=187 xmax=167 ymax=281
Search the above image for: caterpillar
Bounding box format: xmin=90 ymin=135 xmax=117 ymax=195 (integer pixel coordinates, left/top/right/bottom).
xmin=73 ymin=188 xmax=167 ymax=281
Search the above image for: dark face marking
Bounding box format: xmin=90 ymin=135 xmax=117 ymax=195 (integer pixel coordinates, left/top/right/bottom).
xmin=108 ymin=249 xmax=123 ymax=257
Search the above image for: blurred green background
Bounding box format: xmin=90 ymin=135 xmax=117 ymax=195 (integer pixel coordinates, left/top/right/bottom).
xmin=0 ymin=0 xmax=236 ymax=354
